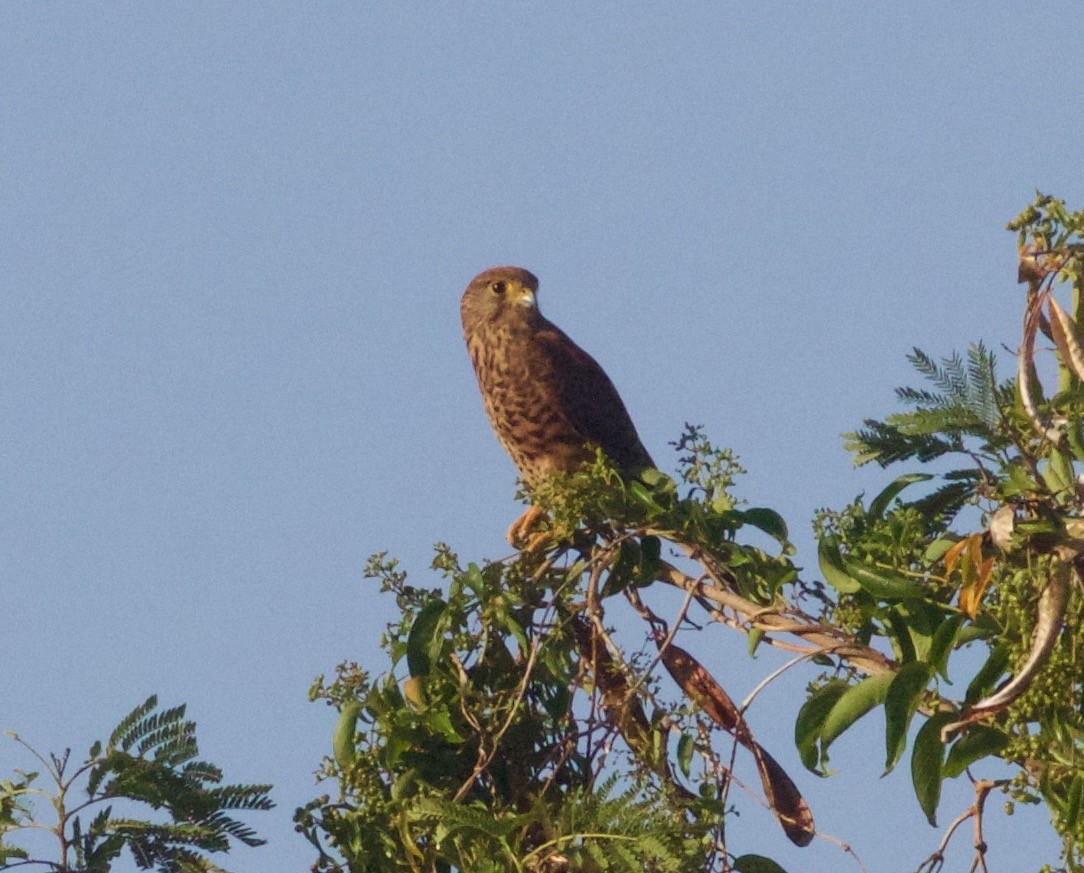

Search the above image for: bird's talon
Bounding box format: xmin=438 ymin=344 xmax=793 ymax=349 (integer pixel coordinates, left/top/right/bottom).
xmin=507 ymin=505 xmax=546 ymax=547
xmin=523 ymin=530 xmax=554 ymax=552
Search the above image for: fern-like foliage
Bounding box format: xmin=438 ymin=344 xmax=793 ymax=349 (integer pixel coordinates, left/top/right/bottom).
xmin=844 ymin=343 xmax=1011 ymax=468
xmin=546 ymin=775 xmax=705 ymax=873
xmin=2 ymin=695 xmax=273 ymax=873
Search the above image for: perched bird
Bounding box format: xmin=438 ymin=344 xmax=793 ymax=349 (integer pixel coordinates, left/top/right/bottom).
xmin=461 ymin=266 xmax=653 ymax=545
xmin=461 ymin=267 xmax=816 ymax=847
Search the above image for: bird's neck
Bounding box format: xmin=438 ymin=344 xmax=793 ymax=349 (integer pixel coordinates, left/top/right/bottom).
xmin=497 ymin=310 xmax=543 ymax=339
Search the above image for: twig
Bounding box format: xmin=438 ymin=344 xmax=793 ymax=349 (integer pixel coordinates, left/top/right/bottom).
xmin=815 ymin=830 xmax=870 ymax=873
xmin=915 ymin=779 xmax=1006 ymax=873
xmin=530 ymin=550 xmax=562 ymax=582
xmin=622 ymin=583 xmax=696 ymax=699
xmin=717 ymin=714 xmax=742 ymax=853
xmin=452 ymin=616 xmax=546 ymax=802
xmin=448 ymin=652 xmax=483 ymax=733
xmin=657 ymin=560 xmax=896 ymax=676
xmin=970 ymin=779 xmax=998 ymax=873
xmin=739 ymin=648 xmax=838 ymax=714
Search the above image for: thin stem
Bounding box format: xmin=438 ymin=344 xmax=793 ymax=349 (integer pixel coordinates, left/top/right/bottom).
xmin=739 ymin=649 xmax=834 ymax=714
xmin=7 ymin=736 xmax=56 ymax=780
xmin=916 ymin=778 xmax=1005 ymax=873
xmin=656 ymin=560 xmax=896 ymax=676
xmin=8 ymin=736 xmax=69 ymax=871
xmin=622 ymin=583 xmax=696 ymax=699
xmin=521 ymin=832 xmax=641 ymax=868
xmin=452 ymin=616 xmax=545 ymax=803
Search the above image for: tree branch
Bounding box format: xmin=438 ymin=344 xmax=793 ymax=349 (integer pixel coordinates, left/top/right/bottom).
xmin=655 ymin=559 xmax=896 ymax=677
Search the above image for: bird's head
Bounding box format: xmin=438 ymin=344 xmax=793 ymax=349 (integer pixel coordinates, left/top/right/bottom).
xmin=461 ymin=266 xmax=541 ymax=335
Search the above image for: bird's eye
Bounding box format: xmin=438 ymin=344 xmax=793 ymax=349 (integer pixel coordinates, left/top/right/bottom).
xmin=491 ymin=281 xmax=507 ymax=295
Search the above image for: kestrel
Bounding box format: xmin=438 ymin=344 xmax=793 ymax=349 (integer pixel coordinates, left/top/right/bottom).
xmin=461 ymin=266 xmax=654 ymax=545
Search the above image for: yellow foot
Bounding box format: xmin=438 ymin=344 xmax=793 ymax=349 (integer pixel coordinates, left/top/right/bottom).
xmin=523 ymin=530 xmax=554 ymax=552
xmin=507 ymin=505 xmax=546 ymax=549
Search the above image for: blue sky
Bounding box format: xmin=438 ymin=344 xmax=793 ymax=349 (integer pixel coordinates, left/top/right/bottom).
xmin=3 ymin=4 xmax=1082 ymax=871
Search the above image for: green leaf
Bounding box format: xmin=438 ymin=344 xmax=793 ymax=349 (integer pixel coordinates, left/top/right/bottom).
xmin=733 ymin=854 xmax=789 ymax=873
xmin=898 ymin=602 xmax=944 ymax=664
xmin=740 ymin=507 xmax=789 ymax=543
xmin=542 ymin=684 xmax=570 ymax=720
xmin=639 ymin=535 xmax=661 ymax=581
xmin=965 ymin=644 xmax=1010 ymax=705
xmin=795 ymin=680 xmax=849 ymax=774
xmin=390 ymin=769 xmax=418 ymax=802
xmin=108 ymin=695 xmax=158 ymax=749
xmin=886 ymin=609 xmax=917 ymax=663
xmin=869 ymin=473 xmax=934 ymax=520
xmin=384 ymin=727 xmax=410 ymax=768
xmin=463 ymin=563 xmax=486 ymax=596
xmin=747 ymin=626 xmax=765 ymax=658
xmin=911 ymin=712 xmax=955 ymax=826
xmin=820 ymin=673 xmax=895 ymax=752
xmin=927 ymin=615 xmax=962 ymax=680
xmin=1044 ymin=447 xmax=1076 ymax=494
xmin=677 ymin=733 xmax=694 ymax=778
xmin=818 ymin=535 xmax=860 ymax=594
xmin=332 ymin=702 xmax=362 ymax=770
xmin=603 ymin=540 xmax=639 ymax=597
xmin=1067 ymin=773 xmax=1084 ymax=828
xmin=1067 ymin=419 xmax=1084 ymax=462
xmin=842 ymin=560 xmax=927 ymax=600
xmin=884 ymin=662 xmax=932 ymax=774
xmin=943 ymin=726 xmax=1008 ymax=778
xmin=1003 ymin=461 xmax=1040 ymax=498
xmin=923 ymin=538 xmax=956 ymax=564
xmin=498 ymin=611 xmax=529 ymax=657
xmin=628 ymin=480 xmax=663 ymax=514
xmin=406 ymin=599 xmax=447 ymax=677
xmin=423 ymin=707 xmax=465 ymax=744
xmin=638 ymin=468 xmax=674 ymax=490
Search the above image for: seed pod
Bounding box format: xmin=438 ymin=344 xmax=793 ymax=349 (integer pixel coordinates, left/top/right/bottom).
xmin=942 ymin=561 xmax=1071 ymax=740
xmin=1018 ymin=293 xmax=1062 ymax=442
xmin=658 ymin=642 xmax=815 ymax=847
xmin=988 ymin=506 xmax=1015 ymax=551
xmin=570 ymin=616 xmax=653 ymax=762
xmin=1047 ymin=296 xmax=1084 ymax=383
xmin=569 ymin=616 xmax=695 ymax=803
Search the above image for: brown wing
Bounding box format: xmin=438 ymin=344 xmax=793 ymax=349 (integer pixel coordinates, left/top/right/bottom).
xmin=530 ymin=321 xmax=654 ymax=476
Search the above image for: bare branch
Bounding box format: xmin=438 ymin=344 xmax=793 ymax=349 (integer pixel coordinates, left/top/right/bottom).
xmin=656 ymin=560 xmax=896 ymax=677
xmin=915 ymin=779 xmax=1006 ymax=873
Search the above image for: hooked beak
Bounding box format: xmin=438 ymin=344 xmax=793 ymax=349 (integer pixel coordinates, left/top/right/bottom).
xmin=518 ymin=289 xmax=537 ymax=308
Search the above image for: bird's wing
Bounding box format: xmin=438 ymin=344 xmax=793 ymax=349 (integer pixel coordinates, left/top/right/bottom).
xmin=531 ymin=322 xmax=654 ymax=475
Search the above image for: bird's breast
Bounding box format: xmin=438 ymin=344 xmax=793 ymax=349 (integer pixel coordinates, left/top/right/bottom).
xmin=466 ymin=326 xmax=591 ymax=483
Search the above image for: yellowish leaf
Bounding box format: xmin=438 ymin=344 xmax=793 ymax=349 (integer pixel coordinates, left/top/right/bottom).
xmin=960 ymin=555 xmax=995 ymax=618
xmin=942 ymin=535 xmax=973 ymax=573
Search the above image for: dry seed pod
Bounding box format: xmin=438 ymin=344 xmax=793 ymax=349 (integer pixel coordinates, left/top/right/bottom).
xmin=988 ymin=506 xmax=1015 ymax=551
xmin=570 ymin=617 xmax=696 ymax=802
xmin=1019 ymin=250 xmax=1049 ymax=286
xmin=657 ymin=642 xmax=815 ymax=847
xmin=942 ymin=561 xmax=1071 ymax=740
xmin=1046 ymin=296 xmax=1084 ymax=383
xmin=1018 ymin=293 xmax=1062 ymax=442
xmin=570 ymin=616 xmax=654 ymax=760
